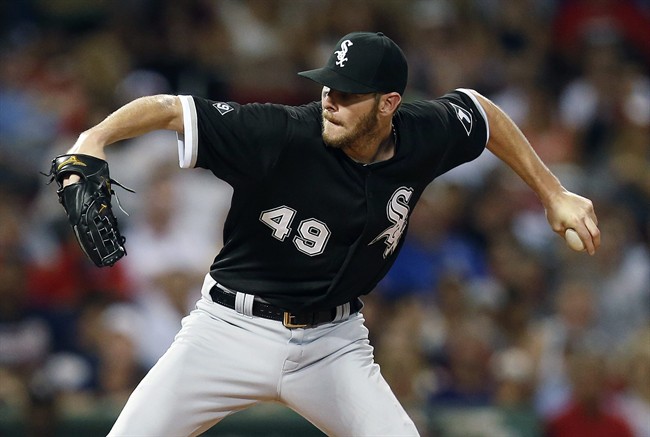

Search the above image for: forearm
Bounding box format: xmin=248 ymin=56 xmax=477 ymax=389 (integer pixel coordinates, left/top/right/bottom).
xmin=470 ymin=90 xmax=600 ymax=254
xmin=68 ymin=94 xmax=183 ymax=158
xmin=470 ymin=91 xmax=565 ymax=207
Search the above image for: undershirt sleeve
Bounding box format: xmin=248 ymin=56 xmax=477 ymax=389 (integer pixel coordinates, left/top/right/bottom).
xmin=176 ymin=95 xmax=199 ymax=169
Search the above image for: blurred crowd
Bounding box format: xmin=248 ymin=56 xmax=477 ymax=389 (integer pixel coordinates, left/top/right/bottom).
xmin=1 ymin=0 xmax=649 ymax=435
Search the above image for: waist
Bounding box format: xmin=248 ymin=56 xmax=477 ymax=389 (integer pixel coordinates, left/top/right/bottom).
xmin=209 ymin=283 xmax=362 ymax=329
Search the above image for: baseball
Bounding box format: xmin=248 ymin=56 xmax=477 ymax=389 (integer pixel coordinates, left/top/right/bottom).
xmin=565 ymin=228 xmax=585 ymax=251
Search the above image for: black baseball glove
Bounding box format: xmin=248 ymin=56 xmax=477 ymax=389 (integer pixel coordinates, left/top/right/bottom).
xmin=45 ymin=154 xmax=134 ymax=267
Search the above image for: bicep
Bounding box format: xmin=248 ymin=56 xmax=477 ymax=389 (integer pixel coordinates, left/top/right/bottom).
xmin=463 ymin=89 xmax=512 ymax=155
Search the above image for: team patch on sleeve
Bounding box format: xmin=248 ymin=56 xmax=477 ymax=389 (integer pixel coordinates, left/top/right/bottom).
xmin=213 ymin=102 xmax=234 ymax=115
xmin=449 ymin=102 xmax=473 ymax=136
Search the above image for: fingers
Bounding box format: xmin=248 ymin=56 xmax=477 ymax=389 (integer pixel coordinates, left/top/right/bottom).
xmin=580 ymin=199 xmax=600 ymax=255
xmin=63 ymin=174 xmax=82 ymax=187
xmin=548 ymin=192 xmax=600 ymax=255
xmin=583 ymin=216 xmax=601 ymax=255
xmin=568 ymin=210 xmax=600 ymax=256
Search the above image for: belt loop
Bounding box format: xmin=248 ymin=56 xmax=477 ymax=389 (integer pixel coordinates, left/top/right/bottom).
xmin=243 ymin=294 xmax=255 ymax=316
xmin=234 ymin=292 xmax=255 ymax=316
xmin=333 ymin=302 xmax=351 ymax=322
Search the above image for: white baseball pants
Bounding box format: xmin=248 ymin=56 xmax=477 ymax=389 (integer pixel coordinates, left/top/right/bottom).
xmin=108 ymin=275 xmax=418 ymax=436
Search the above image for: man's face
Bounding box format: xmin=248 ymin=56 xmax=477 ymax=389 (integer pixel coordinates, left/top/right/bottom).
xmin=321 ymin=87 xmax=381 ymax=149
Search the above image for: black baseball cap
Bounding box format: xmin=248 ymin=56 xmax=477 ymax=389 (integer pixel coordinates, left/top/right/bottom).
xmin=298 ymin=32 xmax=408 ymax=95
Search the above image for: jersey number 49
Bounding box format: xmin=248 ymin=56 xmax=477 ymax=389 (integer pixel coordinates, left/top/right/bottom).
xmin=259 ymin=206 xmax=331 ymax=256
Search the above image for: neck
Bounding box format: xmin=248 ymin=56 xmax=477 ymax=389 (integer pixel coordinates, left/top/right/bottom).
xmin=344 ymin=123 xmax=395 ymax=164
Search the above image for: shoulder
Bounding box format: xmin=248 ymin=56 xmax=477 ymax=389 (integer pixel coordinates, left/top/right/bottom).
xmin=399 ymin=89 xmax=485 ymax=118
xmin=186 ymin=96 xmax=320 ymax=119
xmin=188 ymin=97 xmax=321 ymax=135
xmin=234 ymin=100 xmax=322 ymax=133
xmin=282 ymin=101 xmax=322 ymax=123
xmin=280 ymin=101 xmax=323 ymax=139
xmin=398 ymin=89 xmax=488 ymax=141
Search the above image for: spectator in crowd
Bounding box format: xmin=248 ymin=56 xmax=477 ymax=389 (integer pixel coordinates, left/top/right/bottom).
xmin=427 ymin=316 xmax=494 ymax=408
xmin=552 ymin=0 xmax=650 ymax=68
xmin=614 ymin=326 xmax=650 ymax=437
xmin=0 ymin=253 xmax=51 ymax=412
xmin=531 ymin=278 xmax=607 ymax=418
xmin=546 ymin=350 xmax=633 ymax=437
xmin=490 ymin=346 xmax=542 ymax=435
xmin=491 ymin=346 xmax=536 ymax=410
xmin=562 ymin=203 xmax=650 ymax=351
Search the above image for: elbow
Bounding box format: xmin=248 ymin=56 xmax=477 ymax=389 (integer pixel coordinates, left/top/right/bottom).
xmin=155 ymin=94 xmax=184 ymax=133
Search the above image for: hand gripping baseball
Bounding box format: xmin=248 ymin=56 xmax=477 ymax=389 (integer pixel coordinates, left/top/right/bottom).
xmin=45 ymin=154 xmax=134 ymax=267
xmin=545 ymin=190 xmax=600 ymax=255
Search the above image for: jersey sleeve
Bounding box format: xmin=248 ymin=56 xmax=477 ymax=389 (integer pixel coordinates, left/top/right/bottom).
xmin=176 ymin=95 xmax=291 ymax=186
xmin=433 ymin=88 xmax=489 ymax=176
xmin=402 ymin=88 xmax=489 ymax=179
xmin=450 ymin=88 xmax=490 ymax=144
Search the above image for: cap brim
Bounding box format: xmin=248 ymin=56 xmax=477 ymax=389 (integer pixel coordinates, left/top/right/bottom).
xmin=298 ymin=67 xmax=377 ymax=94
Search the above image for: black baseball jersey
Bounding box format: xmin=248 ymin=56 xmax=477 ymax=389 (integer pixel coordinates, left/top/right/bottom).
xmin=177 ymin=89 xmax=488 ymax=312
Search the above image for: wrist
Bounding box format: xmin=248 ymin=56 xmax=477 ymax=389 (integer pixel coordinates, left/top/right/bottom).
xmin=533 ymin=172 xmax=566 ymax=208
xmin=68 ymin=130 xmax=107 ymax=159
xmin=541 ymin=186 xmax=567 ymax=207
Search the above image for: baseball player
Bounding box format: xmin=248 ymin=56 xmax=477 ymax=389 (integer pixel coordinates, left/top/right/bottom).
xmin=60 ymin=32 xmax=600 ymax=436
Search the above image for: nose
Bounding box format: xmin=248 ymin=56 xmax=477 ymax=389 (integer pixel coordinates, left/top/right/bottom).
xmin=322 ymin=87 xmax=335 ymax=111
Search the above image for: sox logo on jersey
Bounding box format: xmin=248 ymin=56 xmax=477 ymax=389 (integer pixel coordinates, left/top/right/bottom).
xmin=449 ymin=102 xmax=473 ymax=136
xmin=369 ymin=186 xmax=414 ymax=258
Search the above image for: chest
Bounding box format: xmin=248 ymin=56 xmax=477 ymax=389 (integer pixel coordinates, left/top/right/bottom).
xmin=253 ymin=143 xmax=425 ymax=255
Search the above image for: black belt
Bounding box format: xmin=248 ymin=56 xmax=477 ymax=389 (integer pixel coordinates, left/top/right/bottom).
xmin=209 ymin=284 xmax=362 ymax=328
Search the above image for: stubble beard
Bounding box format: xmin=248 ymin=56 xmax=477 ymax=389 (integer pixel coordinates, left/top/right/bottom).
xmin=322 ymin=102 xmax=381 ymax=151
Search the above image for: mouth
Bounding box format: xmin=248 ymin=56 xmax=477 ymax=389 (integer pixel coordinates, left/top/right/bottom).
xmin=322 ymin=112 xmax=342 ymax=127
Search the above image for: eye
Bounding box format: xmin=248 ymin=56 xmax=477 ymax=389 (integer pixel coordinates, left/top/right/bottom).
xmin=335 ymin=92 xmax=354 ymax=103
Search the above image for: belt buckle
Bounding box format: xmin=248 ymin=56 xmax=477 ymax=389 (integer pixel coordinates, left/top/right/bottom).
xmin=283 ymin=312 xmax=308 ymax=329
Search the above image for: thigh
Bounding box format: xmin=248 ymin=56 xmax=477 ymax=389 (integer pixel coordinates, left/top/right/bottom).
xmin=109 ymin=301 xmax=287 ymax=437
xmin=280 ymin=316 xmax=419 ymax=437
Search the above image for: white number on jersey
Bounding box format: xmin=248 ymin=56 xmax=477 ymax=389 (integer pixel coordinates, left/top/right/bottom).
xmin=259 ymin=206 xmax=296 ymax=241
xmin=259 ymin=206 xmax=331 ymax=256
xmin=294 ymin=219 xmax=331 ymax=256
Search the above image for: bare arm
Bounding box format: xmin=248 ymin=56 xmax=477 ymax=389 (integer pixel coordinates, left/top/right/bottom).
xmin=469 ymin=90 xmax=601 ymax=254
xmin=63 ymin=94 xmax=183 ymax=185
xmin=68 ymin=94 xmax=183 ymax=159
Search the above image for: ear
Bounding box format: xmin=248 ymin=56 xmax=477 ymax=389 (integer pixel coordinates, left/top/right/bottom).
xmin=379 ymin=92 xmax=402 ymax=116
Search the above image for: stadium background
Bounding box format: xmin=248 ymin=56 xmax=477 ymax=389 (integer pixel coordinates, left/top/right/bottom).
xmin=1 ymin=0 xmax=649 ymax=435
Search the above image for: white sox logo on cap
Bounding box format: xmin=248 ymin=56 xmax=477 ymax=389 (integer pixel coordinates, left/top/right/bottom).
xmin=335 ymin=40 xmax=353 ymax=67
xmin=298 ymin=32 xmax=408 ymax=94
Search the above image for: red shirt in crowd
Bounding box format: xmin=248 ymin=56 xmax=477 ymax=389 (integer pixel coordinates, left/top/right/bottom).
xmin=546 ymin=401 xmax=633 ymax=437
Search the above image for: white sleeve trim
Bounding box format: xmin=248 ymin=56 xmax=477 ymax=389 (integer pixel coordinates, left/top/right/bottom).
xmin=456 ymin=88 xmax=490 ymax=145
xmin=176 ymin=95 xmax=198 ymax=168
